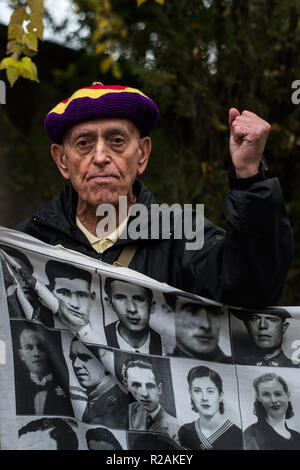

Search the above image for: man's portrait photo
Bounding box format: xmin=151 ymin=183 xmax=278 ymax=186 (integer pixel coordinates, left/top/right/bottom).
xmin=44 ymin=260 xmax=100 ymax=339
xmin=230 ymin=307 xmax=299 ymax=367
xmin=163 ymin=293 xmax=232 ymax=363
xmin=103 ymin=277 xmax=163 ymax=355
xmin=11 ymin=321 xmax=74 ymax=417
xmin=69 ymin=338 xmax=128 ymax=428
xmin=18 ymin=418 xmax=79 ymax=450
xmin=0 ymin=245 xmax=54 ymax=327
xmin=120 ymin=353 xmax=179 ymax=443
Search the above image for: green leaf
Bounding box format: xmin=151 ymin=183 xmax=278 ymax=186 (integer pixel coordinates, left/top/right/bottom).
xmin=27 ymin=13 xmax=44 ymax=40
xmin=0 ymin=57 xmax=19 ymax=70
xmin=22 ymin=32 xmax=38 ymax=52
xmin=155 ymin=0 xmax=165 ymax=4
xmin=9 ymin=6 xmax=26 ymax=25
xmin=19 ymin=57 xmax=39 ymax=82
xmin=6 ymin=66 xmax=19 ymax=87
xmin=8 ymin=24 xmax=23 ymax=41
xmin=27 ymin=0 xmax=45 ymax=15
xmin=137 ymin=0 xmax=147 ymax=6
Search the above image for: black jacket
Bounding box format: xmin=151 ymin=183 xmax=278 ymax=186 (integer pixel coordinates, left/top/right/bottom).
xmin=14 ymin=174 xmax=293 ymax=308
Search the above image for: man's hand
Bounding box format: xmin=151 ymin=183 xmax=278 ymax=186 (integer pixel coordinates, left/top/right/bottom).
xmin=229 ymin=108 xmax=271 ymax=178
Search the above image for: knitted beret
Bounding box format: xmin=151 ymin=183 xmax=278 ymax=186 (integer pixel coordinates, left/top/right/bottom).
xmin=44 ymin=84 xmax=160 ymax=143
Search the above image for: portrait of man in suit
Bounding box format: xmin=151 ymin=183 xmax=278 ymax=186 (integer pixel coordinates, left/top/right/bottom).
xmin=14 ymin=323 xmax=74 ymax=416
xmin=104 ymin=278 xmax=162 ymax=355
xmin=122 ymin=358 xmax=179 ymax=443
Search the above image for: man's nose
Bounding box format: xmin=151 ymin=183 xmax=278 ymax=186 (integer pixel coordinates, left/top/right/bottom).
xmin=198 ymin=310 xmax=211 ymax=329
xmin=126 ymin=298 xmax=137 ymax=313
xmin=93 ymin=139 xmax=110 ymax=165
xmin=69 ymin=293 xmax=80 ymax=309
xmin=140 ymin=385 xmax=149 ymax=397
xmin=258 ymin=317 xmax=268 ymax=329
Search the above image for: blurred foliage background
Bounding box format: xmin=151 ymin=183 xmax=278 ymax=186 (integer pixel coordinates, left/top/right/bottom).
xmin=0 ymin=0 xmax=300 ymax=305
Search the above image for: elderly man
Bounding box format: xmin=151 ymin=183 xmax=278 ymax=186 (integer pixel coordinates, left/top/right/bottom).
xmin=232 ymin=308 xmax=296 ymax=367
xmin=104 ymin=277 xmax=162 ymax=354
xmin=122 ymin=358 xmax=179 ymax=443
xmin=15 ymin=83 xmax=293 ymax=307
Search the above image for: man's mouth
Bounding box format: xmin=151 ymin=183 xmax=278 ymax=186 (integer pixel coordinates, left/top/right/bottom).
xmin=88 ymin=175 xmax=117 ymax=182
xmin=194 ymin=335 xmax=214 ymax=342
xmin=127 ymin=317 xmax=141 ymax=324
xmin=257 ymin=334 xmax=271 ymax=340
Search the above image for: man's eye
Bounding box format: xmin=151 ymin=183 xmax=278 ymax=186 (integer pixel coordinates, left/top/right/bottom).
xmin=77 ymin=292 xmax=88 ymax=298
xmin=57 ymin=289 xmax=71 ymax=297
xmin=133 ymin=296 xmax=145 ymax=303
xmin=78 ymin=139 xmax=89 ymax=147
xmin=110 ymin=137 xmax=124 ymax=145
xmin=114 ymin=294 xmax=126 ymax=300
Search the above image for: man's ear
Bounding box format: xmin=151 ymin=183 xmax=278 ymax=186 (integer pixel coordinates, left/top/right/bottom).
xmin=90 ymin=291 xmax=96 ymax=301
xmin=137 ymin=137 xmax=151 ymax=176
xmin=51 ymin=144 xmax=70 ymax=180
xmin=283 ymin=321 xmax=289 ymax=334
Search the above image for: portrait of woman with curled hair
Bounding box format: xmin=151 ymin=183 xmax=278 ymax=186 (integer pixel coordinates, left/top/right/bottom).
xmin=244 ymin=373 xmax=300 ymax=449
xmin=178 ymin=366 xmax=242 ymax=450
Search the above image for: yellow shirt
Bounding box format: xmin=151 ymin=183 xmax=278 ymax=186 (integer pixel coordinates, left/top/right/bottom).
xmin=76 ymin=215 xmax=129 ymax=254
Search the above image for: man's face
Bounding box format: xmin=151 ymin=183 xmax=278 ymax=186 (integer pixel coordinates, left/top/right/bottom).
xmin=126 ymin=366 xmax=161 ymax=413
xmin=70 ymin=341 xmax=106 ymax=391
xmin=174 ymin=301 xmax=223 ymax=356
xmin=109 ymin=281 xmax=152 ymax=332
xmin=52 ymin=118 xmax=150 ymax=208
xmin=245 ymin=314 xmax=288 ymax=349
xmin=52 ymin=277 xmax=93 ymax=330
xmin=19 ymin=330 xmax=49 ymax=377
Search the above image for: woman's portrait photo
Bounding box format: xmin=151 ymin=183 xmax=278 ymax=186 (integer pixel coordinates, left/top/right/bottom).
xmin=173 ymin=361 xmax=243 ymax=450
xmin=244 ymin=372 xmax=300 ymax=450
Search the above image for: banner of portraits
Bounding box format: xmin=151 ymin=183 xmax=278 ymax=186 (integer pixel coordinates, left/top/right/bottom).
xmin=0 ymin=227 xmax=300 ymax=450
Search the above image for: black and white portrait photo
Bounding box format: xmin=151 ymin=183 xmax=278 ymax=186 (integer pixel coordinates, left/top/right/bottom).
xmin=0 ymin=245 xmax=54 ymax=327
xmin=103 ymin=277 xmax=163 ymax=355
xmin=171 ymin=358 xmax=242 ymax=450
xmin=237 ymin=366 xmax=300 ymax=450
xmin=11 ymin=320 xmax=74 ymax=417
xmin=18 ymin=417 xmax=79 ymax=450
xmin=66 ymin=337 xmax=128 ymax=428
xmin=162 ymin=293 xmax=232 ymax=363
xmin=115 ymin=351 xmax=179 ymax=443
xmin=230 ymin=307 xmax=300 ymax=367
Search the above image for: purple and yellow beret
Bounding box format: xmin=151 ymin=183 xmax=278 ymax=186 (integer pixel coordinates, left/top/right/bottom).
xmin=44 ymin=83 xmax=160 ymax=143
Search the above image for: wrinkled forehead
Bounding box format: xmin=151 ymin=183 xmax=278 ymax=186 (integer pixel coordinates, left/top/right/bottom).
xmin=63 ymin=117 xmax=141 ymax=143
